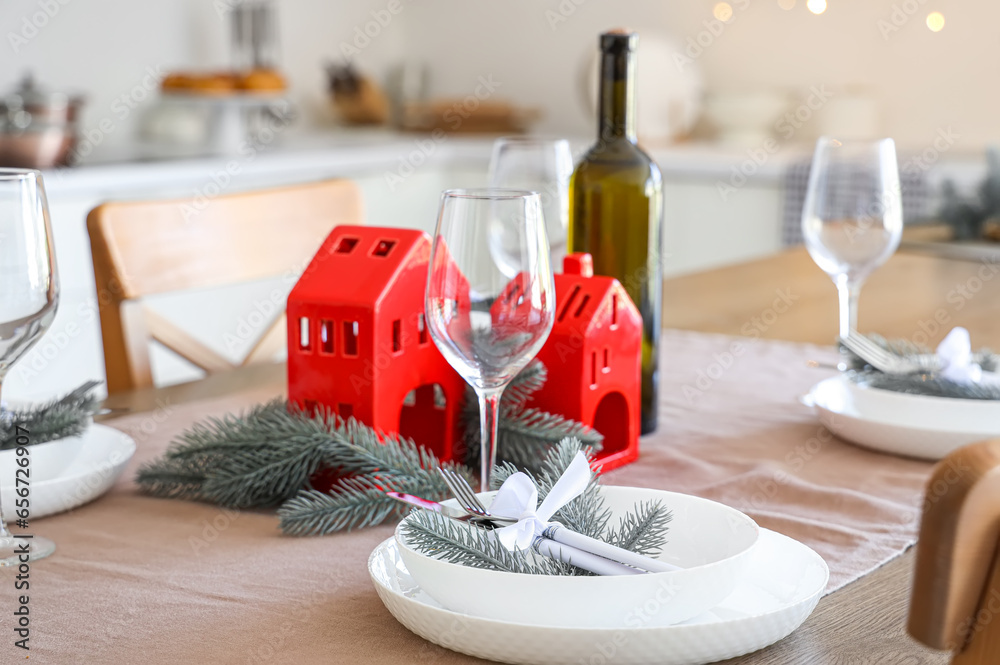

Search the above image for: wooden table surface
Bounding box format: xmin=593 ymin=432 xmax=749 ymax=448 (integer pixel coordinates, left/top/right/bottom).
xmin=102 ymin=247 xmax=981 ymax=664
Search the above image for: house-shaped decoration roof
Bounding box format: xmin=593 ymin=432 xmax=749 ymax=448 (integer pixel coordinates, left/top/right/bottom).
xmin=552 ymin=253 xmax=638 ymax=336
xmin=290 ymin=226 xmax=430 ymax=307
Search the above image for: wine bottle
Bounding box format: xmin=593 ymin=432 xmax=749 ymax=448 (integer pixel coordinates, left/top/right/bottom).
xmin=569 ymin=30 xmax=664 ymax=435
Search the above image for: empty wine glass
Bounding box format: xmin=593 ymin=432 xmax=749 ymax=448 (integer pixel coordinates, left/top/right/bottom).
xmin=487 ymin=137 xmax=573 ymax=276
xmin=426 ymin=189 xmax=555 ymax=491
xmin=802 ymin=138 xmax=903 ymax=338
xmin=0 ymin=169 xmax=59 ymax=565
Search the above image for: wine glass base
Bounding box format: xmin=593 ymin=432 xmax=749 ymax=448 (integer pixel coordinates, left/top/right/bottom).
xmin=0 ymin=536 xmax=55 ymax=566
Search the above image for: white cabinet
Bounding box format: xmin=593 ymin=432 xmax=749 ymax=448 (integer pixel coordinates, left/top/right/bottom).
xmin=662 ymin=180 xmax=783 ymax=277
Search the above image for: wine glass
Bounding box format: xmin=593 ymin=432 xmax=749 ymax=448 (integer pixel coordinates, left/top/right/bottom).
xmin=0 ymin=169 xmax=59 ymax=565
xmin=802 ymin=138 xmax=903 ymax=338
xmin=487 ymin=137 xmax=573 ymax=276
xmin=426 ymin=189 xmax=555 ymax=491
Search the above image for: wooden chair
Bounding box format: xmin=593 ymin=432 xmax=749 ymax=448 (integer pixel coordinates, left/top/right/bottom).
xmin=87 ymin=178 xmax=363 ymax=394
xmin=909 ymin=439 xmax=1000 ymax=663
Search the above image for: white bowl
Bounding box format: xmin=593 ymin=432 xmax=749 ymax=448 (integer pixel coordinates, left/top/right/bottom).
xmin=807 ymin=375 xmax=1000 ymax=460
xmin=394 ymin=485 xmax=759 ymax=629
xmin=0 ymin=422 xmax=89 ymax=482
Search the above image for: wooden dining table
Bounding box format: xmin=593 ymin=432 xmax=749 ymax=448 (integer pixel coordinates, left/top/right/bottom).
xmin=95 ymin=246 xmax=997 ymax=664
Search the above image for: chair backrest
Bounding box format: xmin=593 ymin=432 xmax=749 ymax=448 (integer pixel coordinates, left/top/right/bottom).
xmin=87 ymin=178 xmax=363 ymax=393
xmin=909 ymin=439 xmax=1000 ymax=662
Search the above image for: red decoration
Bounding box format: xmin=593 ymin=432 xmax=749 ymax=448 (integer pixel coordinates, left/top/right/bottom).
xmin=522 ymin=254 xmax=642 ymax=471
xmin=286 ymin=226 xmax=466 ymax=461
xmin=286 ymin=226 xmax=642 ymax=472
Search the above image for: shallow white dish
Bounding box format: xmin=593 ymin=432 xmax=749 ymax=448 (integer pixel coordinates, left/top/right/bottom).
xmin=805 ymin=375 xmax=1000 ymax=460
xmin=371 ymin=528 xmax=828 ymax=665
xmin=395 ymin=486 xmax=760 ymax=629
xmin=0 ymin=424 xmax=136 ymax=520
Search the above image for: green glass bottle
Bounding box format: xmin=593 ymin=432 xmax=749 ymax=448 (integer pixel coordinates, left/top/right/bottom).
xmin=569 ymin=30 xmax=663 ymax=435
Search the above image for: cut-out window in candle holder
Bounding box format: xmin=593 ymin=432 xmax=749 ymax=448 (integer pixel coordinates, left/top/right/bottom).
xmin=320 ymin=320 xmax=334 ymax=354
xmin=343 ymin=320 xmax=359 ymax=356
xmin=299 ymin=317 xmax=311 ymax=351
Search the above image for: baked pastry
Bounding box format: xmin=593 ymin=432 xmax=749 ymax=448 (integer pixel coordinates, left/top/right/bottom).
xmin=237 ymin=69 xmax=287 ymax=93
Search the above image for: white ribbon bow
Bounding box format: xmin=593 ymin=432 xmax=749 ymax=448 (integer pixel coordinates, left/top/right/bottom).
xmin=937 ymin=327 xmax=983 ymax=384
xmin=487 ymin=452 xmax=592 ymax=551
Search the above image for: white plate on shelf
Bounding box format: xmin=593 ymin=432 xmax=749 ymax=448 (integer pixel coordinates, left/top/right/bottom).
xmin=0 ymin=424 xmax=136 ymax=520
xmin=804 ymin=375 xmax=1000 ymax=460
xmin=369 ymin=528 xmax=828 ymax=665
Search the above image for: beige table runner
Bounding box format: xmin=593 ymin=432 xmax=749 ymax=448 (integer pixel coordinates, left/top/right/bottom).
xmin=6 ymin=331 xmax=935 ymax=664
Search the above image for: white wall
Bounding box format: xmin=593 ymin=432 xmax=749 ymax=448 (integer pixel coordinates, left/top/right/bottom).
xmin=398 ymin=0 xmax=998 ymax=151
xmin=0 ymin=0 xmax=407 ymax=148
xmin=3 ymin=0 xmax=996 ymax=151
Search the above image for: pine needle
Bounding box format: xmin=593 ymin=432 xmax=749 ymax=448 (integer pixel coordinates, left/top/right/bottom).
xmin=400 ymin=510 xmax=568 ymax=575
xmin=278 ymin=476 xmax=405 ymax=535
xmin=0 ymin=380 xmax=101 ymax=449
xmin=843 ymin=334 xmax=1000 ymax=400
xmin=462 ymin=360 xmax=604 ymax=473
xmin=606 ymin=500 xmax=673 ymax=557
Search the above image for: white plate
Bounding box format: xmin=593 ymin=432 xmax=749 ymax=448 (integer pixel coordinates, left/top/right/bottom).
xmin=396 ymin=487 xmax=759 ymax=628
xmin=0 ymin=424 xmax=136 ymax=520
xmin=370 ymin=528 xmax=828 ymax=665
xmin=806 ymin=375 xmax=1000 ymax=460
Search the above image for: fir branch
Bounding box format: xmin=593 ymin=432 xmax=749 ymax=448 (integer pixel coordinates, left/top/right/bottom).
xmin=491 ymin=439 xmax=610 ymax=540
xmin=134 ymin=456 xmax=212 ymax=502
xmin=136 ymin=399 xmax=336 ymax=506
xmin=842 ymin=333 xmax=1000 ymax=400
xmin=499 ymin=360 xmax=547 ymax=411
xmin=400 ymin=510 xmax=568 ymax=575
xmin=605 ymin=500 xmax=673 ymax=557
xmin=278 ymin=476 xmax=405 ymax=536
xmin=0 ymin=380 xmax=102 ymax=449
xmin=463 ymin=361 xmax=605 ymax=473
xmin=202 ymin=439 xmax=333 ymax=508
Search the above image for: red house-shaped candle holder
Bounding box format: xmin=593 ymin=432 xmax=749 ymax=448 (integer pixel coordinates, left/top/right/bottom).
xmin=286 ymin=225 xmax=466 ymax=460
xmin=522 ymin=253 xmax=642 ymax=472
xmin=287 ymin=226 xmax=642 ymax=472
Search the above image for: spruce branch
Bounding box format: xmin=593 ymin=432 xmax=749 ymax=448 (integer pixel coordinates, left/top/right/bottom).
xmin=843 ymin=333 xmax=1000 ymax=400
xmin=400 ymin=510 xmax=569 ymax=575
xmin=462 ymin=360 xmax=604 ymax=473
xmin=0 ymin=380 xmax=102 ymax=449
xmin=137 ymin=399 xmax=335 ymax=507
xmin=606 ymin=500 xmax=673 ymax=557
xmin=499 ymin=360 xmax=547 ymax=411
xmin=278 ymin=476 xmax=406 ymax=536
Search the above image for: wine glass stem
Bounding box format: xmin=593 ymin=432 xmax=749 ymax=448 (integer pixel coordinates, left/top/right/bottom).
xmin=477 ymin=389 xmax=502 ymax=493
xmin=836 ymin=278 xmax=862 ymax=338
xmin=0 ymin=378 xmax=10 ymax=539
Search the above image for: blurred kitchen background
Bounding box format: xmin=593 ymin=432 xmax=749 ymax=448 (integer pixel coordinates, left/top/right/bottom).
xmin=1 ymin=0 xmax=994 ymax=397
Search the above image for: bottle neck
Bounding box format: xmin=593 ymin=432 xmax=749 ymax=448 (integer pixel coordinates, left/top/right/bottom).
xmin=598 ymin=47 xmax=636 ymax=143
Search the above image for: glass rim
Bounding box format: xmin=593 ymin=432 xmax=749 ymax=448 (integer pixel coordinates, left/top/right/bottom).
xmin=815 ymin=136 xmax=896 ymax=148
xmin=0 ymin=168 xmax=41 ymax=181
xmin=441 ymin=188 xmax=540 ymax=200
xmin=492 ymin=136 xmax=571 ymax=146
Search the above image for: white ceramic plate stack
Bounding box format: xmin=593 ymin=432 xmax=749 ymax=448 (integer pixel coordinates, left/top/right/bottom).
xmin=805 ymin=375 xmax=1000 ymax=460
xmin=0 ymin=424 xmax=136 ymax=519
xmin=370 ymin=486 xmax=829 ymax=665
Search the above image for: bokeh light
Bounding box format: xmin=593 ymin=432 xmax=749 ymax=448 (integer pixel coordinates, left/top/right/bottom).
xmin=807 ymin=0 xmax=827 ymax=15
xmin=713 ymin=2 xmax=734 ymax=22
xmin=926 ymin=12 xmax=945 ymax=32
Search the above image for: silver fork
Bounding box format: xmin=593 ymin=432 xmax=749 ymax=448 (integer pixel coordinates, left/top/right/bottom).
xmin=438 ymin=467 xmax=493 ymax=517
xmin=840 ymin=331 xmax=941 ymax=375
xmin=437 ymin=467 xmax=681 ymax=574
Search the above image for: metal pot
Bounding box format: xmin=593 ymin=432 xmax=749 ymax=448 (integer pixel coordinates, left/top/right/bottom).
xmin=0 ymin=74 xmax=84 ymax=168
